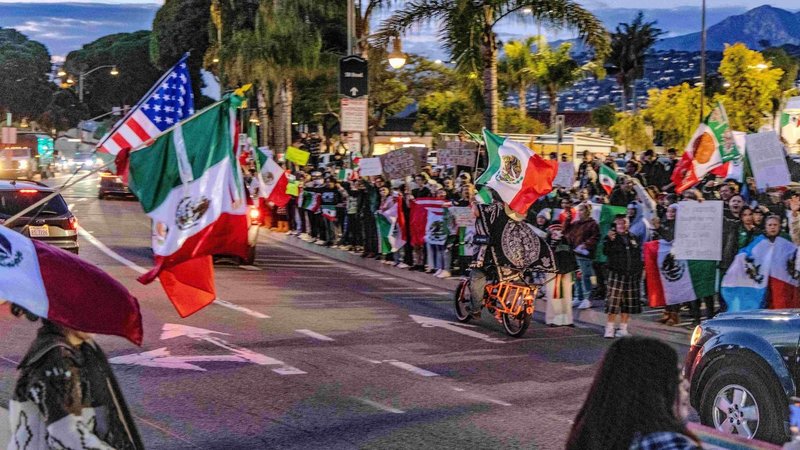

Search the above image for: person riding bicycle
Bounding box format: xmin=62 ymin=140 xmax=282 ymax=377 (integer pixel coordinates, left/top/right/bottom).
xmin=467 ymin=193 xmax=556 ymax=318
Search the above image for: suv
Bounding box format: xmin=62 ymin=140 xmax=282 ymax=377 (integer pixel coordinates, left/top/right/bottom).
xmin=684 ymin=310 xmax=800 ymax=444
xmin=98 ymin=173 xmax=135 ymax=200
xmin=0 ymin=180 xmax=79 ymax=253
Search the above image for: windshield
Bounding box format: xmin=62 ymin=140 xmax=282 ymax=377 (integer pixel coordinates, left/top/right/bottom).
xmin=0 ymin=191 xmax=70 ymax=218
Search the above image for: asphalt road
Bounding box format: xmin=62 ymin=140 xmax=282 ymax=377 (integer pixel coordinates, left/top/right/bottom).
xmin=1 ymin=173 xmax=687 ymax=449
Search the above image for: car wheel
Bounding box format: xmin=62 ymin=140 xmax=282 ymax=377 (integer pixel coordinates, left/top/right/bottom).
xmin=700 ymin=361 xmax=787 ymax=443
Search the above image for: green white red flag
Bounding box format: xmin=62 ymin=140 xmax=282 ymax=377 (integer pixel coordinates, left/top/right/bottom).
xmin=128 ymin=95 xmax=249 ymax=317
xmin=598 ymin=164 xmax=617 ymax=195
xmin=256 ymin=148 xmax=290 ymax=207
xmin=476 ymin=129 xmax=557 ymax=215
xmin=590 ymin=202 xmax=627 ymax=264
xmin=644 ymin=239 xmax=717 ymax=307
xmin=409 ymin=198 xmax=447 ymax=247
xmin=376 ymin=195 xmax=406 ymax=254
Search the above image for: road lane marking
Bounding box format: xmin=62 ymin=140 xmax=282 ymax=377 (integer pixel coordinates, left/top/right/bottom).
xmin=77 ymin=227 xmax=270 ymax=319
xmin=295 ymin=329 xmax=334 ymax=341
xmin=463 ymin=393 xmax=512 ymax=407
xmin=353 ymin=397 xmax=405 ymax=414
xmin=67 ymin=203 xmax=75 ymax=210
xmin=409 ymin=314 xmax=506 ymax=344
xmin=237 ymin=265 xmax=263 ymax=271
xmin=386 ymin=360 xmax=438 ymax=377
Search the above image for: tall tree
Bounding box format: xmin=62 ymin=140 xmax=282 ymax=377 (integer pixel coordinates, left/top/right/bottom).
xmin=375 ymin=0 xmax=609 ymax=133
xmin=531 ymin=42 xmax=595 ymax=129
xmin=0 ymin=28 xmax=53 ymax=121
xmin=644 ymin=83 xmax=709 ymax=149
xmin=608 ymin=12 xmax=663 ymax=112
xmin=499 ymin=37 xmax=539 ymax=115
xmin=63 ymin=31 xmax=163 ymax=118
xmin=609 ymin=112 xmax=652 ymax=151
xmin=715 ymin=43 xmax=783 ymax=132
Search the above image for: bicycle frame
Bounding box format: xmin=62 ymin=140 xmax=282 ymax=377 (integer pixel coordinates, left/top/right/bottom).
xmin=484 ymin=281 xmax=538 ymax=316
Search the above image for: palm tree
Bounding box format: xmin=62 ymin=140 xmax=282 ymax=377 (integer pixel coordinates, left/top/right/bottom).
xmin=375 ymin=0 xmax=610 ymax=133
xmin=500 ymin=37 xmax=539 ymax=115
xmin=608 ymin=12 xmax=663 ymax=112
xmin=531 ymin=41 xmax=595 ymax=129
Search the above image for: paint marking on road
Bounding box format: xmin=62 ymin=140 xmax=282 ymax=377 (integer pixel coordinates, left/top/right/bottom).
xmin=375 ymin=286 xmax=432 ymax=291
xmin=353 ymin=397 xmax=405 ymax=414
xmin=77 ymin=198 xmax=87 ymax=202
xmin=386 ymin=360 xmax=439 ymax=377
xmin=409 ymin=314 xmax=506 ymax=344
xmin=464 ymin=393 xmax=512 ymax=407
xmin=213 ymin=299 xmax=270 ymax=319
xmin=77 ymin=226 xmax=148 ymax=274
xmin=237 ymin=265 xmax=263 ymax=271
xmin=295 ymin=329 xmax=335 ymax=341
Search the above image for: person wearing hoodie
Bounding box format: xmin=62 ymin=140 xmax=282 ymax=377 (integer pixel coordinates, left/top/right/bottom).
xmin=627 ymin=202 xmax=650 ymax=253
xmin=564 ymin=202 xmax=600 ymax=310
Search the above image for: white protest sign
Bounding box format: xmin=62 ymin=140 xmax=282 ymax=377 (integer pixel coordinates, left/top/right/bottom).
xmin=448 ymin=206 xmax=474 ymax=227
xmin=673 ymin=200 xmax=723 ymax=261
xmin=747 ymin=131 xmax=790 ymax=190
xmin=359 ymin=157 xmax=383 ymax=176
xmin=552 ymin=162 xmax=575 ymax=188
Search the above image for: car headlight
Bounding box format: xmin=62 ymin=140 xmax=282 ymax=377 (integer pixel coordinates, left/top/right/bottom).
xmin=690 ymin=325 xmax=703 ymax=347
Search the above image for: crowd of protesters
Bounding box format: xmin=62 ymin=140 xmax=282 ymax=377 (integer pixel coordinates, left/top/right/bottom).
xmin=253 ymin=145 xmax=800 ymax=338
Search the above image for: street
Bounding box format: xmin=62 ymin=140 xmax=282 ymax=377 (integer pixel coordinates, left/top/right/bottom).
xmin=0 ymin=173 xmax=686 ymax=449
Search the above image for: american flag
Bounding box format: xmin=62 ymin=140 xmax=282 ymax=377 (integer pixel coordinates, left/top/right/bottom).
xmin=97 ymin=54 xmax=194 ymax=155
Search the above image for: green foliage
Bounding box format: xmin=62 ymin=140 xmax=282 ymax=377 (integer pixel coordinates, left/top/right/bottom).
xmin=609 ymin=112 xmax=652 ymax=151
xmin=64 ymin=31 xmax=163 ymax=118
xmin=590 ymin=104 xmax=617 ymax=134
xmin=715 ymin=43 xmax=783 ymax=132
xmin=0 ymin=28 xmax=53 ymax=119
xmin=609 ymin=12 xmax=664 ymax=110
xmin=415 ymin=90 xmax=482 ymax=136
xmin=39 ymin=90 xmax=88 ymax=132
xmin=499 ymin=37 xmax=540 ymax=110
xmin=498 ymin=107 xmax=547 ymax=134
xmin=644 ymin=83 xmax=709 ymax=149
xmin=530 ymin=42 xmax=593 ymax=128
xmin=763 ymin=47 xmax=800 ymax=93
xmin=150 ymin=0 xmax=211 ymax=102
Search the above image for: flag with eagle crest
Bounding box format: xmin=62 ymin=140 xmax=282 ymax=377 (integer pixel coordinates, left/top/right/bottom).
xmin=644 ymin=240 xmax=717 ymax=307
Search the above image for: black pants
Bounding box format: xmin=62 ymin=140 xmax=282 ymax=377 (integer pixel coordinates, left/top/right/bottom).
xmin=361 ymin=214 xmax=377 ymax=254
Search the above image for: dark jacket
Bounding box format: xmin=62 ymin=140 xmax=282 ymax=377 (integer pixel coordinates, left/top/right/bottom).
xmin=609 ymin=188 xmax=636 ymax=208
xmin=602 ymin=232 xmax=643 ymax=274
xmin=721 ymin=211 xmax=741 ymax=270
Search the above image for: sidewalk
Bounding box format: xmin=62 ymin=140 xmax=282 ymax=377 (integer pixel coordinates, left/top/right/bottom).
xmin=264 ymin=231 xmax=696 ymax=345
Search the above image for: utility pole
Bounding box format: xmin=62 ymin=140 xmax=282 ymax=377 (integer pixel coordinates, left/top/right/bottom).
xmin=347 ymin=0 xmax=355 ymax=56
xmin=699 ymin=0 xmax=707 ymax=123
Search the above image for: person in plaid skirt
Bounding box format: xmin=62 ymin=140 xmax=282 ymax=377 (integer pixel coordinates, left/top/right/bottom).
xmin=602 ymin=214 xmax=644 ymax=338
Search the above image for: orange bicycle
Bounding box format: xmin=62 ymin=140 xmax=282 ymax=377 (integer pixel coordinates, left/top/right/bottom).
xmin=454 ymin=267 xmax=541 ymax=337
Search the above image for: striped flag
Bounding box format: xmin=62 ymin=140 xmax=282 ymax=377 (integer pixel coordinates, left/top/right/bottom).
xmin=644 ymin=240 xmax=717 ymax=307
xmin=97 ymin=54 xmax=194 ymax=155
xmin=598 ymin=164 xmax=617 ymax=195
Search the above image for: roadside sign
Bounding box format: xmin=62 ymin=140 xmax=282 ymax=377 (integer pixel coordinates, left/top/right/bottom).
xmin=1 ymin=127 xmax=17 ymax=145
xmin=339 ymin=55 xmax=368 ymax=98
xmin=341 ymin=97 xmax=368 ymax=133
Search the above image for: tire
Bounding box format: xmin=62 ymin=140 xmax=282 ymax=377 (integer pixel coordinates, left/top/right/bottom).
xmin=454 ymin=279 xmax=472 ymax=323
xmin=699 ymin=360 xmax=787 ymax=443
xmin=502 ymin=311 xmax=531 ymax=337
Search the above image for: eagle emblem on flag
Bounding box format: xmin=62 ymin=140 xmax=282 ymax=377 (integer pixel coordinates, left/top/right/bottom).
xmin=0 ymin=233 xmax=22 ymax=268
xmin=176 ymin=196 xmax=211 ymax=230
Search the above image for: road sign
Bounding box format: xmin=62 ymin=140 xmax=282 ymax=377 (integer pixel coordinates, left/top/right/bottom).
xmin=339 ymin=55 xmax=368 ymax=98
xmin=341 ymin=97 xmax=368 ymax=133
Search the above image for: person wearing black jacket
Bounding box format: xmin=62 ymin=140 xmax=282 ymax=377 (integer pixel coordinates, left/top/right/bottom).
xmin=609 ymin=176 xmax=637 ymax=207
xmin=602 ymin=215 xmax=643 ymax=338
xmin=319 ymin=176 xmax=344 ymax=246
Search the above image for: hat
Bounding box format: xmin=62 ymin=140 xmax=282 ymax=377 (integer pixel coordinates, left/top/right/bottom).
xmin=537 ymin=208 xmax=552 ymax=221
xmin=547 ymin=223 xmax=563 ymax=234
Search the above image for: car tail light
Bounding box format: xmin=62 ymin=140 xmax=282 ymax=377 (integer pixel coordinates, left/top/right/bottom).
xmin=249 ymin=206 xmax=261 ymax=221
xmin=66 ymin=216 xmax=78 ymax=230
xmin=19 ymin=189 xmax=38 ymax=194
xmin=690 ymin=325 xmax=703 ymax=347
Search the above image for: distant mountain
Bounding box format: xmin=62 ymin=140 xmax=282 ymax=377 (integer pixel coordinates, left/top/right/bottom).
xmin=653 ymin=5 xmax=800 ymax=52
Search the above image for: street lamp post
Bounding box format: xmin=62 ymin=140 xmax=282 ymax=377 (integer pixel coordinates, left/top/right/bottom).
xmin=77 ymin=65 xmax=119 ymax=103
xmin=699 ymin=0 xmax=707 ymax=122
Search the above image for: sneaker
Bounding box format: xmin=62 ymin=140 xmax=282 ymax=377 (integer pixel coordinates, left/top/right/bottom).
xmin=396 ymin=262 xmax=410 ymax=269
xmin=314 ymin=239 xmax=325 ymax=245
xmin=603 ymin=324 xmax=615 ymax=339
xmin=571 ymin=299 xmax=581 ymax=308
xmin=382 ymin=259 xmax=393 ymax=265
xmin=299 ymin=233 xmax=310 ymax=240
xmin=433 ymin=269 xmax=442 ymax=277
xmin=615 ymin=328 xmax=630 ymax=338
xmin=436 ymin=270 xmax=451 ymax=278
xmin=577 ymin=299 xmax=592 ymax=310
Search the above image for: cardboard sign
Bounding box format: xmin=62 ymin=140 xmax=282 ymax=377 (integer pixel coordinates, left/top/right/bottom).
xmin=380 ymin=148 xmax=426 ymax=180
xmin=747 ymin=131 xmax=790 ymax=190
xmin=438 ymin=141 xmax=477 ymax=166
xmin=358 ymin=157 xmax=383 ymax=176
xmin=673 ymin=200 xmax=723 ymax=261
xmin=448 ymin=206 xmax=474 ymax=227
xmin=285 ymin=181 xmax=299 ymax=196
xmin=286 ymin=146 xmax=310 ymax=166
xmin=552 ymin=162 xmax=575 ymax=188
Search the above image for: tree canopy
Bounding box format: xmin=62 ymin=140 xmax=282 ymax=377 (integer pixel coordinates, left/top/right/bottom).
xmin=0 ymin=28 xmax=53 ymax=121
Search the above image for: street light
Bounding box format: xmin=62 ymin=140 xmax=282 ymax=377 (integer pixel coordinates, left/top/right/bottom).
xmin=56 ymin=67 xmax=67 ymax=78
xmin=248 ymin=110 xmax=259 ymax=124
xmin=73 ymin=65 xmax=120 ymax=103
xmin=387 ymin=37 xmax=407 ymax=69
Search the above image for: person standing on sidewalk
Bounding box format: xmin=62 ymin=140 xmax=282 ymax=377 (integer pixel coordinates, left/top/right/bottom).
xmin=544 ymin=222 xmax=578 ymax=326
xmin=602 ymin=215 xmax=643 ymax=338
xmin=564 ymin=202 xmax=600 ymax=310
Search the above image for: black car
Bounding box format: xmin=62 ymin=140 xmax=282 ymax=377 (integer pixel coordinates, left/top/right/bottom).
xmin=684 ymin=309 xmax=800 ymax=444
xmin=98 ymin=173 xmax=135 ymax=200
xmin=0 ymin=180 xmax=79 ymax=253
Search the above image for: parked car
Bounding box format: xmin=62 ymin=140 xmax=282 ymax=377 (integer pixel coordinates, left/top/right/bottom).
xmin=97 ymin=173 xmax=135 ymax=200
xmin=684 ymin=309 xmax=800 ymax=444
xmin=0 ymin=180 xmax=78 ymax=253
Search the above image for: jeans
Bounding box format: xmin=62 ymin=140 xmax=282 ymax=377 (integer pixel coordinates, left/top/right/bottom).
xmin=575 ymin=256 xmax=594 ymax=301
xmin=427 ymin=243 xmax=448 ymax=270
xmin=323 ymin=218 xmax=336 ymax=244
xmin=469 ymin=268 xmax=487 ymax=312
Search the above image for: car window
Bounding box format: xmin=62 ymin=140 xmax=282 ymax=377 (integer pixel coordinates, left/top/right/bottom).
xmin=0 ymin=190 xmax=69 ymax=217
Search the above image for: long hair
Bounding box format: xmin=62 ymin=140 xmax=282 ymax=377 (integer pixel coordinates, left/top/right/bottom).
xmin=566 ymin=337 xmax=697 ymax=450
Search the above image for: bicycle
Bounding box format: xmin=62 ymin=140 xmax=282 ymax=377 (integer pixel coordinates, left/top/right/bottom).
xmin=453 ymin=267 xmax=542 ymax=337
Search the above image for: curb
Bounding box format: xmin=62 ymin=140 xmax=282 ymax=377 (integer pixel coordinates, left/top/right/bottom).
xmin=263 ymin=231 xmax=690 ymax=345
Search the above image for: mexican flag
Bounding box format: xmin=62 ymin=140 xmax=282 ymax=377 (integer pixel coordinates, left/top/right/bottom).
xmin=709 ymin=131 xmax=747 ymax=183
xmin=301 ymin=191 xmax=321 ymax=212
xmin=672 ymin=102 xmax=740 ymax=193
xmin=376 ymin=195 xmax=406 ymax=254
xmin=321 ymin=205 xmax=337 ymax=222
xmin=456 ymin=225 xmax=476 ymax=256
xmin=256 ymin=148 xmax=290 ymax=207
xmin=590 ymin=202 xmax=627 ymax=263
xmin=409 ymin=198 xmax=447 ymax=246
xmin=598 ymin=164 xmax=617 ymax=195
xmin=782 ymin=111 xmax=800 ymax=146
xmin=476 ymin=129 xmax=557 ymax=215
xmin=128 ymin=95 xmax=249 ymax=318
xmin=644 ymin=240 xmax=717 ymax=307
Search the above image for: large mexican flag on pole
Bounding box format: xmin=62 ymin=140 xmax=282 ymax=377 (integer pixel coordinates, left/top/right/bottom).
xmin=129 ymin=95 xmax=249 ymax=317
xmin=644 ymin=240 xmax=717 ymax=307
xmin=476 ymin=129 xmax=557 ymax=215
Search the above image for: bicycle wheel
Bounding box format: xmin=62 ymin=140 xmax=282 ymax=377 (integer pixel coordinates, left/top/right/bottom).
xmin=454 ymin=279 xmax=473 ymax=323
xmin=502 ymin=310 xmax=531 ymax=337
